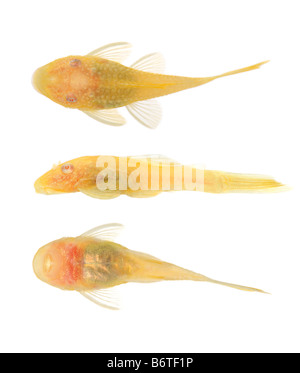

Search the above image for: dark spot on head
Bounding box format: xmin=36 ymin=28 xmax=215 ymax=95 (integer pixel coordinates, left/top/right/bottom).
xmin=69 ymin=59 xmax=81 ymax=67
xmin=66 ymin=94 xmax=77 ymax=103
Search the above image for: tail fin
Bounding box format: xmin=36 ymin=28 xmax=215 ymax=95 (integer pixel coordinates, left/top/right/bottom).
xmin=215 ymin=60 xmax=269 ymax=79
xmin=203 ymin=276 xmax=268 ymax=294
xmin=130 ymin=255 xmax=268 ymax=294
xmin=158 ymin=265 xmax=268 ymax=294
xmin=193 ymin=60 xmax=269 ymax=87
xmin=219 ymin=171 xmax=288 ymax=193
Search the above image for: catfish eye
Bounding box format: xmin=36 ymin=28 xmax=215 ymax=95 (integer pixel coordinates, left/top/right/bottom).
xmin=66 ymin=94 xmax=77 ymax=103
xmin=70 ymin=59 xmax=81 ymax=67
xmin=61 ymin=163 xmax=74 ymax=174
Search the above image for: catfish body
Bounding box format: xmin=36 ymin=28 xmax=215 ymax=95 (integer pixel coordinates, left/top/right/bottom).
xmin=32 ymin=42 xmax=268 ymax=128
xmin=34 ymin=155 xmax=286 ymax=199
xmin=33 ymin=224 xmax=266 ymax=310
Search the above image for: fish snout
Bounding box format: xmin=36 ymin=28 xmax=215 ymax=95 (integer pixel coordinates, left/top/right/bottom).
xmin=32 ymin=251 xmax=43 ymax=280
xmin=33 ymin=247 xmax=54 ymax=283
xmin=32 ymin=67 xmax=48 ymax=95
xmin=34 ymin=178 xmax=47 ymax=194
xmin=34 ymin=175 xmax=66 ymax=195
xmin=32 ymin=68 xmax=42 ymax=93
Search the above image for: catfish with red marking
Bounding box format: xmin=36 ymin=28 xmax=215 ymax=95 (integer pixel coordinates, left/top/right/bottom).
xmin=33 ymin=224 xmax=267 ymax=310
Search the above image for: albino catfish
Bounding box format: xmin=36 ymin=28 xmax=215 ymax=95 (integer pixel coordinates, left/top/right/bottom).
xmin=34 ymin=155 xmax=286 ymax=200
xmin=32 ymin=42 xmax=268 ymax=128
xmin=33 ymin=224 xmax=267 ymax=310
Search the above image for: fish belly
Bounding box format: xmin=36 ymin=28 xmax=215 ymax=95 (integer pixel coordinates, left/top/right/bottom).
xmin=82 ymin=241 xmax=136 ymax=288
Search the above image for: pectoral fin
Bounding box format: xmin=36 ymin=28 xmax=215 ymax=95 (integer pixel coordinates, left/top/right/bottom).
xmin=81 ymin=109 xmax=126 ymax=126
xmin=87 ymin=42 xmax=132 ymax=63
xmin=80 ymin=288 xmax=120 ymax=310
xmin=80 ymin=223 xmax=124 ymax=242
xmin=79 ymin=187 xmax=121 ymax=200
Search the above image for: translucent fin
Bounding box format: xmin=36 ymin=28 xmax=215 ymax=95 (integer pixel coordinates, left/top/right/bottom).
xmin=79 ymin=187 xmax=121 ymax=200
xmin=219 ymin=172 xmax=287 ymax=193
xmin=192 ymin=61 xmax=270 ymax=88
xmin=131 ymin=52 xmax=165 ymax=74
xmin=126 ymin=190 xmax=161 ymax=198
xmin=87 ymin=42 xmax=132 ymax=63
xmin=215 ymin=60 xmax=269 ymax=79
xmin=81 ymin=223 xmax=124 ymax=241
xmin=126 ymin=99 xmax=162 ymax=129
xmin=80 ymin=288 xmax=120 ymax=310
xmin=82 ymin=109 xmax=126 ymax=126
xmin=205 ymin=277 xmax=268 ymax=294
xmin=171 ymin=269 xmax=268 ymax=294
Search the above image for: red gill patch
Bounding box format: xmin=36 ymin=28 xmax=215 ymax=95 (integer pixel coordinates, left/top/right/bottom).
xmin=63 ymin=243 xmax=83 ymax=285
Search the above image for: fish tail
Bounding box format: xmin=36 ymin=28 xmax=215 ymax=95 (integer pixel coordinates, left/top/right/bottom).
xmin=214 ymin=60 xmax=269 ymax=79
xmin=165 ymin=268 xmax=267 ymax=294
xmin=192 ymin=60 xmax=269 ymax=87
xmin=129 ymin=254 xmax=267 ymax=294
xmin=199 ymin=275 xmax=268 ymax=294
xmin=142 ymin=261 xmax=267 ymax=294
xmin=204 ymin=170 xmax=288 ymax=193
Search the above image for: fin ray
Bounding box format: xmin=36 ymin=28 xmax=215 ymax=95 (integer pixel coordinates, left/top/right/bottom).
xmin=80 ymin=288 xmax=120 ymax=310
xmin=82 ymin=109 xmax=126 ymax=126
xmin=80 ymin=223 xmax=124 ymax=241
xmin=131 ymin=52 xmax=165 ymax=73
xmin=219 ymin=172 xmax=287 ymax=193
xmin=126 ymin=99 xmax=162 ymax=128
xmin=87 ymin=42 xmax=132 ymax=63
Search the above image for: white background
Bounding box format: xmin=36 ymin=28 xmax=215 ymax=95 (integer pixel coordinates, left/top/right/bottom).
xmin=0 ymin=0 xmax=299 ymax=353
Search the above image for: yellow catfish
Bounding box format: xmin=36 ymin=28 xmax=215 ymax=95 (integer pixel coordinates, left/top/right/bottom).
xmin=34 ymin=155 xmax=286 ymax=199
xmin=32 ymin=42 xmax=268 ymax=128
xmin=33 ymin=223 xmax=267 ymax=310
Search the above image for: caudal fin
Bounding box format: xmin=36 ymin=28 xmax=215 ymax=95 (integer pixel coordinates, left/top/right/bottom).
xmin=219 ymin=171 xmax=288 ymax=193
xmin=131 ymin=256 xmax=268 ymax=294
xmin=160 ymin=265 xmax=268 ymax=294
xmin=215 ymin=60 xmax=269 ymax=79
xmin=203 ymin=276 xmax=268 ymax=294
xmin=192 ymin=60 xmax=269 ymax=88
